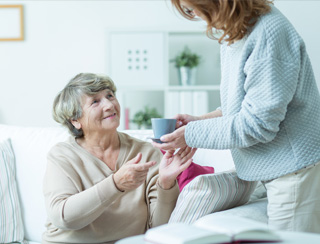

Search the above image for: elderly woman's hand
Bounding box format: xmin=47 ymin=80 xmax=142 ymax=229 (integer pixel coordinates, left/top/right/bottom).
xmin=113 ymin=153 xmax=156 ymax=192
xmin=158 ymin=146 xmax=197 ymax=190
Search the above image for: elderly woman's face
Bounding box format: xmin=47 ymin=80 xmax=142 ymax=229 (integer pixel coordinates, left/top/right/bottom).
xmin=75 ymin=89 xmax=120 ymax=135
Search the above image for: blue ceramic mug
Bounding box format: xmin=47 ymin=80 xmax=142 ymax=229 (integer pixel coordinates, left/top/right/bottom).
xmin=151 ymin=118 xmax=177 ymax=139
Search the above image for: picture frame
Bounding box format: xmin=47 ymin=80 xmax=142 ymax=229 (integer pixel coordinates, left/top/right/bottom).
xmin=0 ymin=5 xmax=24 ymax=41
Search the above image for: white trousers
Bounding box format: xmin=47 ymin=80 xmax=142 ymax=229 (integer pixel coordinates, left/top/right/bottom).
xmin=262 ymin=161 xmax=320 ymax=233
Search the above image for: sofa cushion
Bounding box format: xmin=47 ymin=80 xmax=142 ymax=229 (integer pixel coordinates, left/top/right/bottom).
xmin=0 ymin=125 xmax=69 ymax=242
xmin=169 ymin=170 xmax=257 ymax=224
xmin=0 ymin=138 xmax=26 ymax=243
xmin=200 ymin=197 xmax=268 ymax=224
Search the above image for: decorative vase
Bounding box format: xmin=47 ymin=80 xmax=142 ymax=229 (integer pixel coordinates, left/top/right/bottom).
xmin=178 ymin=66 xmax=197 ymax=86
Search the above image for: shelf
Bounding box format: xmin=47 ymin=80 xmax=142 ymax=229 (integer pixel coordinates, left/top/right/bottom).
xmin=108 ymin=30 xmax=221 ymax=130
xmin=117 ymin=86 xmax=165 ymax=92
xmin=168 ymin=32 xmax=220 ymax=87
xmin=166 ymin=85 xmax=220 ymax=91
xmin=117 ymin=85 xmax=220 ymax=92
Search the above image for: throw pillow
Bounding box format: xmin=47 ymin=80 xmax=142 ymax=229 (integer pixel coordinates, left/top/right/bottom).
xmin=160 ymin=150 xmax=214 ymax=191
xmin=169 ymin=170 xmax=257 ymax=224
xmin=176 ymin=162 xmax=214 ymax=191
xmin=0 ymin=138 xmax=26 ymax=244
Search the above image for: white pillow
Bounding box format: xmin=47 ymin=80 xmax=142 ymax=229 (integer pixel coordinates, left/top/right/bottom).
xmin=0 ymin=125 xmax=68 ymax=242
xmin=169 ymin=170 xmax=257 ymax=224
xmin=0 ymin=138 xmax=27 ymax=244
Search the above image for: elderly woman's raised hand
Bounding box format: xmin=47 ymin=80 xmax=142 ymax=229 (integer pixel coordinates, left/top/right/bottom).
xmin=113 ymin=153 xmax=156 ymax=192
xmin=158 ymin=146 xmax=197 ymax=190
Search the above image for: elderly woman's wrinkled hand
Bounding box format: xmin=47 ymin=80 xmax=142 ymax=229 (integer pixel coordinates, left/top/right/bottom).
xmin=113 ymin=153 xmax=156 ymax=192
xmin=158 ymin=146 xmax=197 ymax=190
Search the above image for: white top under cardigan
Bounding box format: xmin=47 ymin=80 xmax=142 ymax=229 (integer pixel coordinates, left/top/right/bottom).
xmin=185 ymin=6 xmax=320 ymax=181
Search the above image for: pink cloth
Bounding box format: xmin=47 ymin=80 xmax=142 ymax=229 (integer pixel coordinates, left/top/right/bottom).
xmin=160 ymin=150 xmax=214 ymax=191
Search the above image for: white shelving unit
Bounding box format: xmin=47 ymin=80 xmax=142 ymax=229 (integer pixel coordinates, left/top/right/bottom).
xmin=108 ymin=30 xmax=221 ymax=130
xmin=166 ymin=85 xmax=220 ymax=91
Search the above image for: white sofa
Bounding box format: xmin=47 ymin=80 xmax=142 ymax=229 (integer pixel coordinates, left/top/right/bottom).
xmin=0 ymin=124 xmax=267 ymax=244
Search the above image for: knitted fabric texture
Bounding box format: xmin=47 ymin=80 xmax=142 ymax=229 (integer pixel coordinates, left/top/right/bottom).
xmin=186 ymin=6 xmax=320 ymax=181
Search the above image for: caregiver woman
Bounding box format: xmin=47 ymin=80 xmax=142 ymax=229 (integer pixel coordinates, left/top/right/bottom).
xmin=153 ymin=0 xmax=320 ymax=233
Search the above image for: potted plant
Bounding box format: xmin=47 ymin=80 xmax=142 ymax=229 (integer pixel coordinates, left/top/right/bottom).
xmin=132 ymin=106 xmax=162 ymax=129
xmin=173 ymin=46 xmax=201 ymax=86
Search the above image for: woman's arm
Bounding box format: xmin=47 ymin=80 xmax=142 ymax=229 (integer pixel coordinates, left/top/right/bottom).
xmin=145 ymin=147 xmax=196 ymax=228
xmin=199 ymin=109 xmax=222 ymax=120
xmin=43 ymin=155 xmax=125 ymax=230
xmin=152 ymin=109 xmax=223 ymax=150
xmin=146 ymin=176 xmax=180 ymax=228
xmin=174 ymin=109 xmax=223 ymax=128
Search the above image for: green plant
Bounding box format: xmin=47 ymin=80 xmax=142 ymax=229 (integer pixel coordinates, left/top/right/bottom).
xmin=132 ymin=106 xmax=162 ymax=129
xmin=173 ymin=46 xmax=201 ymax=68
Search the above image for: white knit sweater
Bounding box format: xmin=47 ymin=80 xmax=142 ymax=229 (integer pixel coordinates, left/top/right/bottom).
xmin=186 ymin=6 xmax=320 ymax=181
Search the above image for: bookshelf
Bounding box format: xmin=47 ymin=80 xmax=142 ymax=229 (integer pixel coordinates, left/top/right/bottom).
xmin=108 ymin=30 xmax=221 ymax=130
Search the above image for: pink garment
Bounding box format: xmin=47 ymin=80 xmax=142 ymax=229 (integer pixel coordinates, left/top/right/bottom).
xmin=160 ymin=150 xmax=214 ymax=191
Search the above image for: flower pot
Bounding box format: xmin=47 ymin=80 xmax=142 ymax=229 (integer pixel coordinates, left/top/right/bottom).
xmin=178 ymin=66 xmax=197 ymax=86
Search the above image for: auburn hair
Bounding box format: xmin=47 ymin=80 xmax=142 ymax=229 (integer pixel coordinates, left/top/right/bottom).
xmin=172 ymin=0 xmax=273 ymax=44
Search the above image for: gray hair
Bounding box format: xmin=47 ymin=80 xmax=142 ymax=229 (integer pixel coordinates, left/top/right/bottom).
xmin=53 ymin=73 xmax=117 ymax=137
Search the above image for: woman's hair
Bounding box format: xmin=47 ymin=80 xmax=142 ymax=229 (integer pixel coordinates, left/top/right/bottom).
xmin=172 ymin=0 xmax=273 ymax=44
xmin=53 ymin=73 xmax=117 ymax=137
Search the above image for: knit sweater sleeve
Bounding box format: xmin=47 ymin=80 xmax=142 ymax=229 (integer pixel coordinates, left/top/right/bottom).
xmin=186 ymin=57 xmax=300 ymax=149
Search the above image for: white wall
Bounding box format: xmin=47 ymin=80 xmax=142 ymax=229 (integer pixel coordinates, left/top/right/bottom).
xmin=275 ymin=0 xmax=320 ymax=89
xmin=0 ymin=0 xmax=319 ymax=126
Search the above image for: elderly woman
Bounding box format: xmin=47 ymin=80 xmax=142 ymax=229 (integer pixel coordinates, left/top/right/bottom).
xmin=42 ymin=73 xmax=196 ymax=244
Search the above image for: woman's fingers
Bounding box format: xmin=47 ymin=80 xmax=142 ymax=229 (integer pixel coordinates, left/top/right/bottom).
xmin=164 ymin=149 xmax=175 ymax=159
xmin=160 ymin=131 xmax=175 ymax=143
xmin=175 ymin=120 xmax=183 ymax=128
xmin=126 ymin=153 xmax=142 ymax=165
xmin=180 ymin=158 xmax=193 ymax=171
xmin=134 ymin=161 xmax=156 ymax=172
xmin=189 ymin=147 xmax=197 ymax=158
xmin=116 ymin=160 xmax=157 ymax=191
xmin=152 ymin=141 xmax=176 ymax=151
xmin=152 ymin=126 xmax=187 ymax=151
xmin=177 ymin=146 xmax=196 ymax=160
xmin=178 ymin=146 xmax=191 ymax=158
xmin=160 ymin=126 xmax=185 ymax=143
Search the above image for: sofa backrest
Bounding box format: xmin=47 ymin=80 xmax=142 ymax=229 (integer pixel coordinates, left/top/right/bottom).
xmin=0 ymin=124 xmax=234 ymax=242
xmin=0 ymin=124 xmax=69 ymax=242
